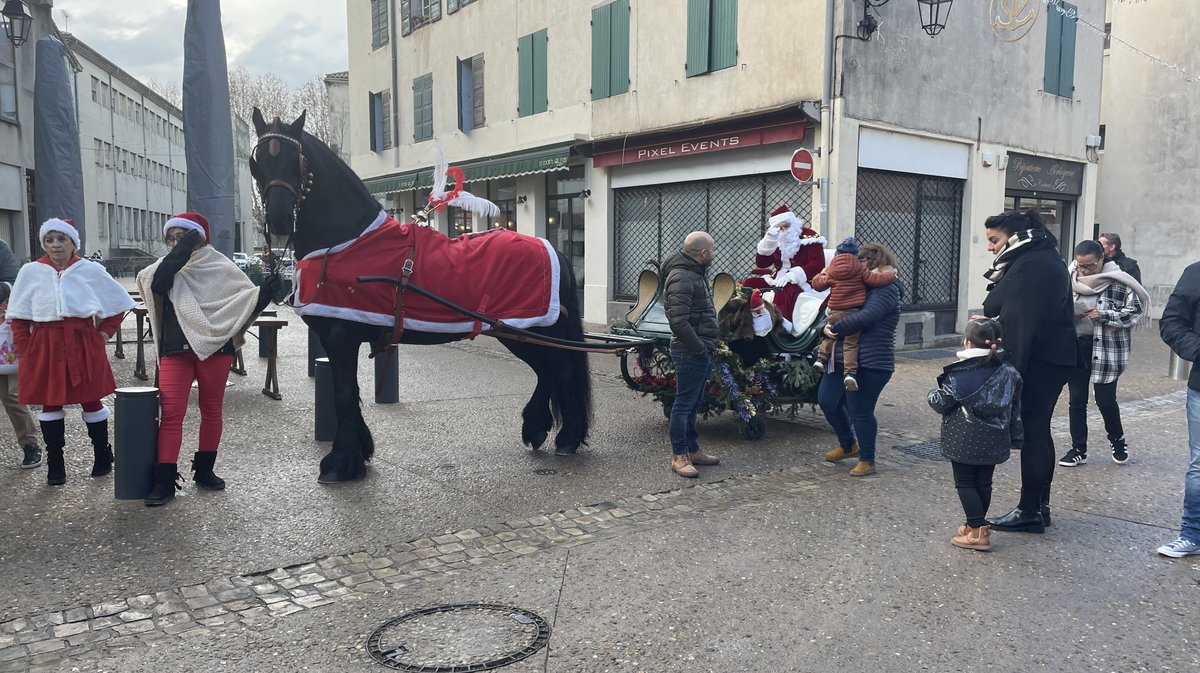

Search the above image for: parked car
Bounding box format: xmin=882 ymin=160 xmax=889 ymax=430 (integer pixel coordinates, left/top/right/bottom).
xmin=233 ymin=252 xmax=249 ymax=270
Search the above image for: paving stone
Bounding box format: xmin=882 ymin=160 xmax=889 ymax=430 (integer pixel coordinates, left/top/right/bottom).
xmin=356 ymin=581 xmax=386 ymax=593
xmin=371 ymin=567 xmax=400 ymax=580
xmin=265 ymin=568 xmax=290 ymax=581
xmin=411 ymin=537 xmax=435 ymax=548
xmin=185 ymin=595 xmax=219 ymax=610
xmin=162 ymin=621 xmax=200 ymax=636
xmin=0 ymin=647 xmax=27 ymax=663
xmin=341 ymin=572 xmax=374 ymax=586
xmin=288 ymin=587 xmax=313 ymax=598
xmin=277 ymin=578 xmax=301 ymax=590
xmin=322 ymin=587 xmax=354 ymax=598
xmin=267 ymin=602 xmax=304 ymax=618
xmin=25 ymin=638 xmax=65 ymax=655
xmin=154 ymin=613 xmax=193 ymax=628
xmin=251 ymin=583 xmax=281 ymax=596
xmin=526 ymin=515 xmax=551 ymax=526
xmin=222 ymin=599 xmax=259 ymax=612
xmin=125 ymin=594 xmax=156 ymax=609
xmin=296 ymin=573 xmax=325 ymax=585
xmin=62 ymin=608 xmax=90 ymax=624
xmin=260 ymin=594 xmax=291 ymax=605
xmin=317 ymin=556 xmax=346 ymax=569
xmin=216 ymin=587 xmax=254 ymax=601
xmin=494 ymin=531 xmax=519 ymax=542
xmin=26 ymin=653 xmax=63 ymax=668
xmin=66 ymin=629 xmax=111 ymax=647
xmin=152 ymin=602 xmax=188 ymax=617
xmin=50 ymin=622 xmax=89 ymax=639
xmin=389 ymin=551 xmax=419 ymax=565
xmin=112 ymin=620 xmax=155 ymax=636
xmin=347 ymin=551 xmax=372 ymax=563
xmin=179 ymin=585 xmax=209 ymax=599
xmin=0 ymin=620 xmax=26 ymax=635
xmin=195 ymin=606 xmax=229 ymax=619
xmin=465 ymin=548 xmax=489 ymax=559
xmin=454 ymin=528 xmax=482 ymax=540
xmin=87 ymin=616 xmax=121 ymax=630
xmin=294 ymin=595 xmax=335 ymax=609
xmin=204 ymin=578 xmax=237 ymax=594
xmin=28 ymin=613 xmax=63 ymax=629
xmin=117 ymin=609 xmax=153 ymax=623
xmin=198 ymin=614 xmax=238 ymax=627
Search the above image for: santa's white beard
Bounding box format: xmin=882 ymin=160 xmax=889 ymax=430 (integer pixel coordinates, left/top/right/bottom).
xmin=777 ymin=225 xmax=802 ymax=269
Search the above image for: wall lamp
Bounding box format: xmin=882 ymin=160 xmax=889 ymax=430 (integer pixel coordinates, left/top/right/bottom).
xmin=856 ymin=0 xmax=954 ymax=40
xmin=516 ymin=195 xmax=527 ymax=204
xmin=579 ymin=189 xmax=591 ymax=199
xmin=2 ymin=0 xmax=32 ymax=47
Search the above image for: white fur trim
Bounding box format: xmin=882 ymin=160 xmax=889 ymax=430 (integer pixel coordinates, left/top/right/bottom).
xmin=957 ymin=347 xmax=993 ymax=359
xmin=81 ymin=406 xmax=110 ymax=423
xmin=164 ymin=217 xmax=206 ymax=241
xmin=39 ymin=218 xmax=81 ymax=249
xmin=768 ymin=211 xmax=798 ymax=228
xmin=38 ymin=409 xmax=65 ymax=421
xmin=757 ymin=228 xmax=780 ymax=256
xmin=783 ymin=267 xmax=809 ymax=286
xmin=7 ymin=259 xmax=135 ymax=322
xmin=796 ymin=235 xmax=827 ymax=247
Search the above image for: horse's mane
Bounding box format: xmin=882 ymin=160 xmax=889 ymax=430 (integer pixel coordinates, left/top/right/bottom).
xmin=296 ymin=129 xmax=380 ymax=210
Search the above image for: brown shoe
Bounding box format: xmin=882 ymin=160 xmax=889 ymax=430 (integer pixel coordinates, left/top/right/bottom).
xmin=849 ymin=460 xmax=876 ymax=476
xmin=689 ymin=450 xmax=720 ymax=466
xmin=825 ymin=443 xmax=860 ymax=462
xmin=952 ymin=525 xmax=992 ymax=551
xmin=671 ymin=454 xmax=699 ymax=478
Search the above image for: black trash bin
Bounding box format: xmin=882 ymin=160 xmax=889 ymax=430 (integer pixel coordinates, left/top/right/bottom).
xmin=114 ymin=387 xmax=160 ymax=500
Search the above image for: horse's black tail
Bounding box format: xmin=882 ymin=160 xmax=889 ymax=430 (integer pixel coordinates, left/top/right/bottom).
xmin=552 ymin=255 xmax=593 ymax=444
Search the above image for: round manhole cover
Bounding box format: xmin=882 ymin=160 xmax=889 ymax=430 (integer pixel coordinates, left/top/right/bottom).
xmin=366 ymin=603 xmax=550 ymax=671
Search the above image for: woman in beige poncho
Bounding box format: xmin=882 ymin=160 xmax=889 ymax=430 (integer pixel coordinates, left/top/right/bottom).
xmin=135 ymin=213 xmax=277 ymax=507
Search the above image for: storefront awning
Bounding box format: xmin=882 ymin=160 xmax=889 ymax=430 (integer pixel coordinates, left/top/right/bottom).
xmin=415 ymin=145 xmax=574 ymax=188
xmin=365 ymin=173 xmax=419 ymax=196
xmin=366 ymin=146 xmax=574 ymax=195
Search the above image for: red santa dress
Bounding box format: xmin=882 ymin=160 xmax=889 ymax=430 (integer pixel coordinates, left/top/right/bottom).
xmin=740 ymin=205 xmax=827 ymax=320
xmin=7 ymin=257 xmax=134 ymax=406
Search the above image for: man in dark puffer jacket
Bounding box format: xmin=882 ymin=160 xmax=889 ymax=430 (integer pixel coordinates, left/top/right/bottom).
xmin=662 ymin=231 xmax=722 ymax=478
xmin=1157 ymin=261 xmax=1200 ymax=557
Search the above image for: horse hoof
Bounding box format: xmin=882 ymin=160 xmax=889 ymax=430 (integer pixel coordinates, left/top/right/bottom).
xmin=318 ymin=471 xmax=349 ymax=484
xmin=553 ymin=444 xmax=578 ymax=457
xmin=526 ymin=430 xmax=548 ymax=450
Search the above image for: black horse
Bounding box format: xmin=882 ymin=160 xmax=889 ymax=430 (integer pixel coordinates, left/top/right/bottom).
xmin=249 ymin=109 xmax=592 ymax=483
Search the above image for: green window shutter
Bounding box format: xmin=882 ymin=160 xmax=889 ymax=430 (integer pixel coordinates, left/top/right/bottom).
xmin=400 ymin=0 xmax=412 ymax=36
xmin=709 ymin=0 xmax=737 ymax=71
xmin=1058 ymin=2 xmax=1077 ymax=97
xmin=428 ymin=0 xmax=441 ymax=23
xmin=448 ymin=0 xmax=459 ymax=14
xmin=1043 ymin=2 xmax=1063 ymax=95
xmin=591 ymin=3 xmax=612 ymax=100
xmin=686 ymin=0 xmax=711 ymax=77
xmin=533 ymin=29 xmax=548 ymax=114
xmin=518 ymin=34 xmax=534 ymax=117
xmin=610 ymin=0 xmax=630 ymax=95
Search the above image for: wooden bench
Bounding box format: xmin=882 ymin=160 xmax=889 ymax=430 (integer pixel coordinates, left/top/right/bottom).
xmin=129 ymin=305 xmax=289 ymax=400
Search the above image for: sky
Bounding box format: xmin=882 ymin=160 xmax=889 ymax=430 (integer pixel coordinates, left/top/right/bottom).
xmin=54 ymin=0 xmax=349 ymax=88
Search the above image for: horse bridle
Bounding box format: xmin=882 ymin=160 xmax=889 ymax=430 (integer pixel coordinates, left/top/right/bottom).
xmin=251 ymin=130 xmax=314 ymax=239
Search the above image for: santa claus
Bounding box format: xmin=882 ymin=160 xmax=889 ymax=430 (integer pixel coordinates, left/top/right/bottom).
xmin=741 ymin=204 xmax=827 ymax=323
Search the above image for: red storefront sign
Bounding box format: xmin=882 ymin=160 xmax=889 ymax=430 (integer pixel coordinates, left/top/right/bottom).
xmin=591 ymin=120 xmax=808 ymax=168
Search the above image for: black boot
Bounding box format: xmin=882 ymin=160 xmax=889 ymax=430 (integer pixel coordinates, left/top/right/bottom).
xmin=1041 ymin=490 xmax=1052 ymax=528
xmin=85 ymin=419 xmax=113 ymax=477
xmin=986 ymin=507 xmax=1046 ymax=533
xmin=144 ymin=463 xmax=180 ymax=507
xmin=40 ymin=419 xmax=66 ymax=486
xmin=191 ymin=451 xmax=226 ymax=490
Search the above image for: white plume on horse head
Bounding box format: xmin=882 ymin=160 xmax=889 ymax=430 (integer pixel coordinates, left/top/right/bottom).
xmin=426 ymin=144 xmax=500 ymax=219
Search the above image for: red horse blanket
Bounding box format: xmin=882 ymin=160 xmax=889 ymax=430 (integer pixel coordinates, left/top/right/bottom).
xmin=293 ymin=212 xmax=560 ymax=333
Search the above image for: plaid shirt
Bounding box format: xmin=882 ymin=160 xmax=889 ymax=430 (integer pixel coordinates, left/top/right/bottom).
xmin=1080 ymin=282 xmax=1144 ymax=384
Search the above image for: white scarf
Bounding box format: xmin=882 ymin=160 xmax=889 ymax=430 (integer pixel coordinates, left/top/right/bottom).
xmin=983 ymin=229 xmax=1041 ymax=285
xmin=137 ymin=246 xmax=262 ymax=361
xmin=1068 ymin=260 xmax=1151 ymax=329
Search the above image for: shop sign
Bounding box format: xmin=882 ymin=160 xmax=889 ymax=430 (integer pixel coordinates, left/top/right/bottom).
xmin=592 ymin=121 xmax=807 ymax=168
xmin=1005 ymin=153 xmax=1084 ymax=196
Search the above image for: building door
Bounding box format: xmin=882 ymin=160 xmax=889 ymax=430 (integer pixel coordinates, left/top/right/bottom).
xmin=1004 ymin=195 xmax=1074 ymax=259
xmin=546 ymin=195 xmax=585 ymax=308
xmin=855 ymin=168 xmax=963 ymax=334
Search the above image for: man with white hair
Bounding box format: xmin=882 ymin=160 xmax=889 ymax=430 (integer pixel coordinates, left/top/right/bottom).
xmin=741 ymin=204 xmax=827 ymax=325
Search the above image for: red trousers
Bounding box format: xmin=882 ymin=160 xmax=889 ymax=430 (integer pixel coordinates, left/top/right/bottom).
xmin=157 ymin=352 xmax=234 ymax=463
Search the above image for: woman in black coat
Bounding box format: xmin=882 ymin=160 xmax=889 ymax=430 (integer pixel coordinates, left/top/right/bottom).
xmin=980 ymin=210 xmax=1077 ymax=533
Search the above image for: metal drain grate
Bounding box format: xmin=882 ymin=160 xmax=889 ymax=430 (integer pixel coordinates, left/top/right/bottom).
xmin=896 ymin=348 xmax=958 ymax=361
xmin=366 ymin=603 xmax=550 ymax=671
xmin=893 ymin=440 xmax=948 ymax=461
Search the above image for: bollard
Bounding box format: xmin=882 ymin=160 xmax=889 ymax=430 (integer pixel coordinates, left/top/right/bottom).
xmin=314 ymin=357 xmax=337 ymax=441
xmin=114 ymin=387 xmax=159 ymax=500
xmin=374 ymin=345 xmax=400 ymax=404
xmin=308 ymin=327 xmax=326 ymax=377
xmin=1169 ymin=351 xmax=1193 ymax=381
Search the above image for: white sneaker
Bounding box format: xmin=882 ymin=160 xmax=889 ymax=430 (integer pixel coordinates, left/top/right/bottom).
xmin=1156 ymin=537 xmax=1200 ymax=558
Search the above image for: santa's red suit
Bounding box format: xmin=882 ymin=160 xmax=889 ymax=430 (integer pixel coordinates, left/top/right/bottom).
xmin=741 ymin=205 xmax=826 ymax=321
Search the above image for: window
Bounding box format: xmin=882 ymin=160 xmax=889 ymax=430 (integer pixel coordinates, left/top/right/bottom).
xmin=94 ymin=139 xmax=102 ymax=165
xmin=371 ymin=0 xmax=389 ymax=49
xmin=457 ymin=53 xmax=485 ymax=131
xmin=101 ymin=82 xmax=110 ymax=109
xmin=369 ymin=90 xmax=392 ymax=151
xmin=103 ymin=142 xmax=112 ymax=167
xmin=1103 ymin=21 xmax=1111 ymax=50
xmin=97 ymin=203 xmax=107 ymax=239
xmin=446 ymin=0 xmax=478 ymax=13
xmin=1044 ymin=0 xmax=1077 ymax=98
xmin=401 ymin=0 xmax=441 ymax=36
xmin=591 ymin=0 xmax=630 ymax=100
xmin=413 ymin=74 xmax=433 ymax=141
xmin=90 ymin=77 xmax=99 ymax=103
xmin=517 ymin=29 xmax=547 ymax=117
xmin=686 ymin=0 xmax=737 ymax=77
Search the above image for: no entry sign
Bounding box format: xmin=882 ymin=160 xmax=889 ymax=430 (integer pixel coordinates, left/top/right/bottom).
xmin=790 ymin=148 xmax=814 ymax=182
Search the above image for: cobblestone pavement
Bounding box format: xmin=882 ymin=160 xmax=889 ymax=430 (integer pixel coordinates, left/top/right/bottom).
xmin=0 ymin=454 xmax=932 ymax=671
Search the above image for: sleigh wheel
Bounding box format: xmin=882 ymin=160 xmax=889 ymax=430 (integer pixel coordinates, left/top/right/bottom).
xmin=743 ymin=416 xmax=767 ymax=441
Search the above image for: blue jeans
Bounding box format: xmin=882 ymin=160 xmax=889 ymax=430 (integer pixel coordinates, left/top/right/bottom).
xmin=817 ymin=367 xmax=893 ymax=462
xmin=669 ymin=347 xmax=713 ymax=456
xmin=1182 ymin=388 xmax=1200 ymax=540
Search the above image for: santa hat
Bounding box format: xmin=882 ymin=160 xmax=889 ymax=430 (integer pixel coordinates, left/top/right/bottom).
xmin=163 ymin=212 xmax=210 ymax=243
xmin=836 ymin=236 xmax=859 ymax=256
xmin=749 ymin=289 xmax=773 ymax=336
xmin=768 ymin=204 xmax=804 ymax=229
xmin=39 ymin=218 xmax=81 ymax=249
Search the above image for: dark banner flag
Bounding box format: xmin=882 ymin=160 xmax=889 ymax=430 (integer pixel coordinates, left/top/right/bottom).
xmin=33 ymin=37 xmax=85 ymax=245
xmin=182 ymin=0 xmax=235 ymax=257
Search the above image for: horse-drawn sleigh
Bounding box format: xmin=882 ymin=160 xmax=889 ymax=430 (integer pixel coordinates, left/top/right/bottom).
xmin=248 ymin=109 xmax=828 ymax=483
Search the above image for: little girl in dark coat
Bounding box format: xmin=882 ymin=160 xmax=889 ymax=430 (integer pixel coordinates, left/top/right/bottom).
xmin=927 ymin=318 xmax=1024 ymax=551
